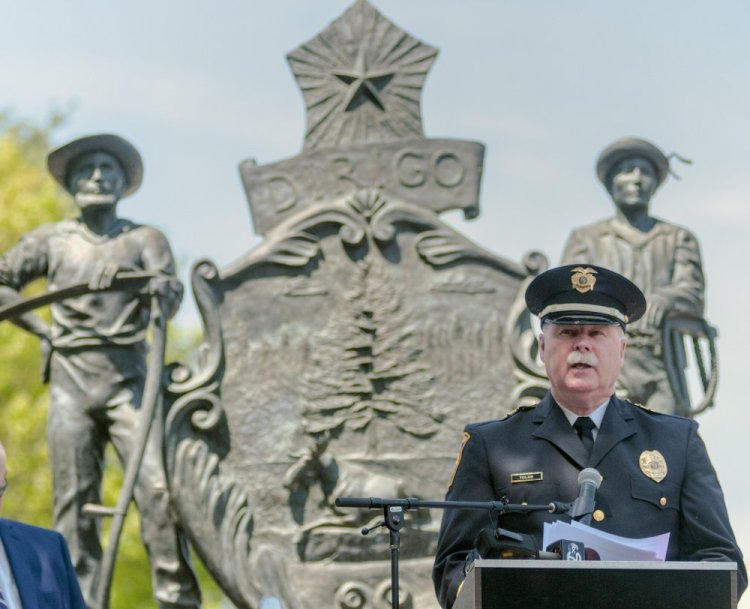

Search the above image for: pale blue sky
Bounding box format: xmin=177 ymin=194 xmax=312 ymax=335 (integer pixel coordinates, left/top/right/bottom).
xmin=2 ymin=0 xmax=749 ymax=599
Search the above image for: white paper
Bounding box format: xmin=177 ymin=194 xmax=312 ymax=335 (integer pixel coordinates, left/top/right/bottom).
xmin=543 ymin=520 xmax=670 ymax=561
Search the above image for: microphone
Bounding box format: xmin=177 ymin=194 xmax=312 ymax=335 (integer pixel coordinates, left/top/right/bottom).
xmin=569 ymin=468 xmax=603 ymax=525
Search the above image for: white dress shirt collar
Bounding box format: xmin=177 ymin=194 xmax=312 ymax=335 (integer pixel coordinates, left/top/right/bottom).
xmin=556 ymin=398 xmax=610 ymax=439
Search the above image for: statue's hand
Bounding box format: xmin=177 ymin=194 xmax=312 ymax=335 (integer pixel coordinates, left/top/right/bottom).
xmin=647 ymin=294 xmax=671 ymax=328
xmin=148 ymin=275 xmax=184 ymax=319
xmin=88 ymin=262 xmax=119 ymax=291
xmin=149 ymin=274 xmax=183 ymax=298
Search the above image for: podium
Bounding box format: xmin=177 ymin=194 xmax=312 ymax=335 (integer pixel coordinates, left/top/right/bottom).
xmin=453 ymin=559 xmax=739 ymax=609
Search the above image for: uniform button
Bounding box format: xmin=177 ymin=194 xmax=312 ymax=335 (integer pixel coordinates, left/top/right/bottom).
xmin=593 ymin=509 xmax=605 ymax=522
xmin=659 ymin=497 xmax=667 ymax=507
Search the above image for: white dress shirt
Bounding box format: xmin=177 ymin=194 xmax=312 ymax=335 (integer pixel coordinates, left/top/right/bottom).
xmin=0 ymin=537 xmax=23 ymax=609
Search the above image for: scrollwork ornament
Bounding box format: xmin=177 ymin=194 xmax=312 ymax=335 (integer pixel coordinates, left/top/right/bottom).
xmin=165 ymin=384 xmax=223 ymax=437
xmin=165 ymin=258 xmax=224 ymax=396
xmin=335 ymin=581 xmax=372 ymax=609
xmin=220 ymin=205 xmax=368 ymax=280
xmin=170 ymin=439 xmax=259 ymax=607
xmin=373 ymin=579 xmax=412 ymax=609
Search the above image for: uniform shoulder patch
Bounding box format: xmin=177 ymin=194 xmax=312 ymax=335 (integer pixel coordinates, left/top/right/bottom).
xmin=448 ymin=431 xmax=471 ymax=488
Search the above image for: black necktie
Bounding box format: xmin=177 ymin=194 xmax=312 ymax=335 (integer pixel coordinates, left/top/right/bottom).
xmin=573 ymin=416 xmax=596 ymax=456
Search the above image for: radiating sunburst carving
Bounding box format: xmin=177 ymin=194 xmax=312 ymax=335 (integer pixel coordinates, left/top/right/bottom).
xmin=287 ymin=0 xmax=438 ymax=150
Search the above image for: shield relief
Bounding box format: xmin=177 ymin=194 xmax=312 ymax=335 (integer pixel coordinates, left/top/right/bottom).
xmin=162 ymin=2 xmax=545 ymax=607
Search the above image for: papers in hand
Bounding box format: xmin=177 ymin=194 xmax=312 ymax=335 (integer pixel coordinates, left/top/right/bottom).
xmin=543 ymin=520 xmax=670 ymax=561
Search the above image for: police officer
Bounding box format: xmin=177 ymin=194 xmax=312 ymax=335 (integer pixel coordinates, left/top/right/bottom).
xmin=432 ymin=264 xmax=745 ymax=609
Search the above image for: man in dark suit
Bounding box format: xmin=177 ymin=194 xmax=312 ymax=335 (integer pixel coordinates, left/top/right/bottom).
xmin=432 ymin=264 xmax=746 ymax=609
xmin=0 ymin=442 xmax=85 ymax=608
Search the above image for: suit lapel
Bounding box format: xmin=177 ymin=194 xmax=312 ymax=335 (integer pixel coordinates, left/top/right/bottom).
xmin=0 ymin=520 xmax=40 ymax=609
xmin=589 ymin=397 xmax=637 ymax=467
xmin=532 ymin=394 xmax=590 ymax=468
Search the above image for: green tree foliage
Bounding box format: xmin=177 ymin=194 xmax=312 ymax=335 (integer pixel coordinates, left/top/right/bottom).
xmin=0 ymin=114 xmax=227 ymax=608
xmin=0 ymin=112 xmax=70 ymax=522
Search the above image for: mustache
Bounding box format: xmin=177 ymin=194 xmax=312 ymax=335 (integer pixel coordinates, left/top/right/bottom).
xmin=567 ymin=351 xmax=598 ymax=366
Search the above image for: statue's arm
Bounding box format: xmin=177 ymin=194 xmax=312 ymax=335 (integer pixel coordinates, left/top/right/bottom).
xmin=650 ymin=227 xmax=705 ymax=325
xmin=139 ymin=226 xmax=183 ymax=320
xmin=0 ymin=231 xmax=52 ymax=339
xmin=668 ymin=227 xmax=705 ymax=313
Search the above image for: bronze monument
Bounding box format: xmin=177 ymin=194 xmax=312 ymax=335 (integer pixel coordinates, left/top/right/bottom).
xmin=0 ymin=134 xmax=201 ymax=609
xmin=561 ymin=137 xmax=716 ymax=416
xmin=162 ymin=1 xmax=542 ymax=608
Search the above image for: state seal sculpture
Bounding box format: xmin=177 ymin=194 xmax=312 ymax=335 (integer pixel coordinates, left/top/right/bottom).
xmin=162 ymin=2 xmax=543 ymax=607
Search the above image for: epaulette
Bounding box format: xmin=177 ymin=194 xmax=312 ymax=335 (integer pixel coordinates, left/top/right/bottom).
xmin=627 ymin=399 xmax=688 ymax=420
xmin=500 ymin=403 xmax=537 ymax=421
xmin=630 ymin=400 xmax=652 ymax=412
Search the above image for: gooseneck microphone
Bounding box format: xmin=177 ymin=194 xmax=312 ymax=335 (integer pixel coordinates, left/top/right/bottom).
xmin=569 ymin=467 xmax=603 ymax=526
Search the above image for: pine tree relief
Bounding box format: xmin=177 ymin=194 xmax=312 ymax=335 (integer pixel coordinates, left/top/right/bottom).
xmin=303 ymin=256 xmax=440 ymax=439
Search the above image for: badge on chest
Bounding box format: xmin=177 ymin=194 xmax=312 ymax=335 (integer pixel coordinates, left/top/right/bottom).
xmin=639 ymin=450 xmax=667 ymax=482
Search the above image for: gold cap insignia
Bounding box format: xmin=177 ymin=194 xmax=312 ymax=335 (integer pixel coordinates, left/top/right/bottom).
xmin=571 ymin=267 xmax=598 ymax=294
xmin=639 ymin=450 xmax=668 ymax=482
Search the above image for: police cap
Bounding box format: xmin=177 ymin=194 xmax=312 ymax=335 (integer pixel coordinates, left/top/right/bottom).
xmin=525 ymin=264 xmax=646 ymax=327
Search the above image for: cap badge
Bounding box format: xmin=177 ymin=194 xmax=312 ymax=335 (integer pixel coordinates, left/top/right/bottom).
xmin=639 ymin=450 xmax=667 ymax=483
xmin=571 ymin=267 xmax=598 ymax=294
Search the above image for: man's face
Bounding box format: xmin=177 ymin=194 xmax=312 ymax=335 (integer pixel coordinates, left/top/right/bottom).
xmin=67 ymin=151 xmax=126 ymax=208
xmin=539 ymin=323 xmax=626 ymax=413
xmin=609 ymin=156 xmax=657 ymax=211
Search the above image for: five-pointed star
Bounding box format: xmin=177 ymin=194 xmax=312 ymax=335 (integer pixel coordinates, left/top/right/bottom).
xmin=333 ymin=49 xmax=394 ymax=112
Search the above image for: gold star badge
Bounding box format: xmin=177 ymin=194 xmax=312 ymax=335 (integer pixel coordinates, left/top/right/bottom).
xmin=570 ymin=267 xmax=598 ymax=294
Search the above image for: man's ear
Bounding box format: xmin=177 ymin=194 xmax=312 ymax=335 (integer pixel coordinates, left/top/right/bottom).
xmin=538 ymin=332 xmax=546 ymax=363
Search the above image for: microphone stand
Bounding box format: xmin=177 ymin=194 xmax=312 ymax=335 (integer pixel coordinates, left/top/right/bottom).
xmin=335 ymin=496 xmax=566 ymax=609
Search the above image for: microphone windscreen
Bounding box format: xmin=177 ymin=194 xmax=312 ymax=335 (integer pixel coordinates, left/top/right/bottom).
xmin=578 ymin=468 xmax=603 ymax=488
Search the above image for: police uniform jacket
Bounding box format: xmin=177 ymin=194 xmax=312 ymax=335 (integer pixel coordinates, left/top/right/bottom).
xmin=432 ymin=392 xmax=746 ymax=608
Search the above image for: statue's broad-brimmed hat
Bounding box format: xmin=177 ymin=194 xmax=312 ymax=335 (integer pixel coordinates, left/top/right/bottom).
xmin=47 ymin=133 xmax=143 ymax=198
xmin=525 ymin=264 xmax=646 ymax=327
xmin=596 ymin=137 xmax=669 ymax=189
